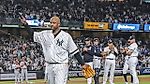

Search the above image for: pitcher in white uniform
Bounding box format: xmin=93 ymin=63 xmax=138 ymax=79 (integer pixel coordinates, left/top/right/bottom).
xmin=126 ymin=35 xmax=139 ymax=84
xmin=20 ymin=15 xmax=90 ymax=84
xmin=121 ymin=45 xmax=133 ymax=84
xmin=103 ymin=39 xmax=118 ymax=84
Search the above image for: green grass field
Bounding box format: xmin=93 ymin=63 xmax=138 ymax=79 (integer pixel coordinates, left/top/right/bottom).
xmin=0 ymin=75 xmax=150 ymax=84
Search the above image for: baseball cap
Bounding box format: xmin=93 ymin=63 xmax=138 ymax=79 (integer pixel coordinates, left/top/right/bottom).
xmin=85 ymin=37 xmax=91 ymax=41
xmin=93 ymin=38 xmax=99 ymax=41
xmin=128 ymin=35 xmax=135 ymax=40
xmin=108 ymin=39 xmax=113 ymax=44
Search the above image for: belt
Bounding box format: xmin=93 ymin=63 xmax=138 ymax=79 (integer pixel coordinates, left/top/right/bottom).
xmin=94 ymin=58 xmax=101 ymax=60
xmin=46 ymin=61 xmax=60 ymax=64
xmin=128 ymin=56 xmax=137 ymax=58
xmin=106 ymin=58 xmax=115 ymax=60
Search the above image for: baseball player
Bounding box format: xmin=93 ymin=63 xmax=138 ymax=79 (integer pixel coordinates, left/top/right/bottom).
xmin=20 ymin=15 xmax=89 ymax=84
xmin=125 ymin=35 xmax=139 ymax=84
xmin=121 ymin=45 xmax=133 ymax=84
xmin=102 ymin=39 xmax=118 ymax=84
xmin=82 ymin=37 xmax=94 ymax=84
xmin=20 ymin=56 xmax=28 ymax=84
xmin=13 ymin=58 xmax=21 ymax=84
xmin=92 ymin=37 xmax=103 ymax=84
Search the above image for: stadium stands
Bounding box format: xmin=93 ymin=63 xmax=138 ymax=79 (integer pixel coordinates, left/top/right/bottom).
xmin=0 ymin=0 xmax=150 ymax=24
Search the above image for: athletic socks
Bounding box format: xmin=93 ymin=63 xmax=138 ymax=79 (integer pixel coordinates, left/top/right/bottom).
xmin=123 ymin=74 xmax=128 ymax=82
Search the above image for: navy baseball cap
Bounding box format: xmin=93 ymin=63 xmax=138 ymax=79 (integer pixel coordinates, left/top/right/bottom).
xmin=93 ymin=37 xmax=99 ymax=41
xmin=128 ymin=35 xmax=135 ymax=40
xmin=108 ymin=39 xmax=113 ymax=43
xmin=85 ymin=37 xmax=91 ymax=41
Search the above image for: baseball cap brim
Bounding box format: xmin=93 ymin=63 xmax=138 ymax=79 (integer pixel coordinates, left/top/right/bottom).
xmin=108 ymin=39 xmax=113 ymax=43
xmin=85 ymin=37 xmax=91 ymax=41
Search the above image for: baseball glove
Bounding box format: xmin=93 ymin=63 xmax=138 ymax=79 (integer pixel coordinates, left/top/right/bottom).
xmin=82 ymin=65 xmax=95 ymax=79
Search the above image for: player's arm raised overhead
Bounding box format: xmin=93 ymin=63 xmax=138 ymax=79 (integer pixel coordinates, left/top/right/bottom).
xmin=19 ymin=15 xmax=34 ymax=41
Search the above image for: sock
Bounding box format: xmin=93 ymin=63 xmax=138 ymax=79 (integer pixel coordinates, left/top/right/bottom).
xmin=123 ymin=74 xmax=128 ymax=82
xmin=131 ymin=75 xmax=133 ymax=83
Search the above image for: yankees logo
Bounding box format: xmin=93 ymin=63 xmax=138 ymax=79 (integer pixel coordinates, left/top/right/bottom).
xmin=56 ymin=39 xmax=64 ymax=46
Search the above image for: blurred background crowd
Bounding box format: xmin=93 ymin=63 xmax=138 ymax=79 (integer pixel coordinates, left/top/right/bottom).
xmin=0 ymin=0 xmax=150 ymax=24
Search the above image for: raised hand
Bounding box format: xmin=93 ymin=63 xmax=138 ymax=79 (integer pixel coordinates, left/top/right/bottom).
xmin=19 ymin=15 xmax=27 ymax=25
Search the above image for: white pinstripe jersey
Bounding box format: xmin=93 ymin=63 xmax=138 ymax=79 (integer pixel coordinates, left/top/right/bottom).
xmin=104 ymin=46 xmax=118 ymax=59
xmin=34 ymin=30 xmax=79 ymax=64
xmin=128 ymin=43 xmax=138 ymax=57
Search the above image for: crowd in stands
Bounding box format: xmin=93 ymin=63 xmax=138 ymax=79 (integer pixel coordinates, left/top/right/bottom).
xmin=0 ymin=34 xmax=150 ymax=72
xmin=0 ymin=35 xmax=44 ymax=72
xmin=85 ymin=0 xmax=150 ymax=24
xmin=0 ymin=0 xmax=150 ymax=24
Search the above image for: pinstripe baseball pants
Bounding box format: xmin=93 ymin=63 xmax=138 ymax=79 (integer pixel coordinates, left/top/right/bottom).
xmin=47 ymin=63 xmax=69 ymax=84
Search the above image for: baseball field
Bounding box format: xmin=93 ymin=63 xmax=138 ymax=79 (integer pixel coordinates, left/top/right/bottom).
xmin=0 ymin=75 xmax=149 ymax=84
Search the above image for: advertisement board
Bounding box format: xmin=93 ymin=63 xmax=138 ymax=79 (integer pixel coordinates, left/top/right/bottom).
xmin=113 ymin=23 xmax=140 ymax=31
xmin=44 ymin=22 xmax=50 ymax=27
xmin=84 ymin=22 xmax=109 ymax=30
xmin=68 ymin=69 xmax=140 ymax=77
xmin=0 ymin=73 xmax=37 ymax=80
xmin=144 ymin=24 xmax=150 ymax=32
xmin=140 ymin=68 xmax=150 ymax=74
xmin=26 ymin=19 xmax=44 ymax=27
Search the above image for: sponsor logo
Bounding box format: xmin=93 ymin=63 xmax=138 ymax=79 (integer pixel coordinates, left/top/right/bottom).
xmin=113 ymin=23 xmax=140 ymax=31
xmin=117 ymin=24 xmax=135 ymax=30
xmin=141 ymin=68 xmax=150 ymax=74
xmin=144 ymin=24 xmax=150 ymax=31
xmin=84 ymin=22 xmax=109 ymax=29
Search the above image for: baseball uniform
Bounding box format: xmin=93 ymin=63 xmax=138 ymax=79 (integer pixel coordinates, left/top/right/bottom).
xmin=82 ymin=37 xmax=94 ymax=84
xmin=12 ymin=60 xmax=21 ymax=84
xmin=34 ymin=30 xmax=79 ymax=84
xmin=20 ymin=59 xmax=28 ymax=83
xmin=128 ymin=42 xmax=139 ymax=84
xmin=103 ymin=44 xmax=118 ymax=84
xmin=92 ymin=40 xmax=103 ymax=84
